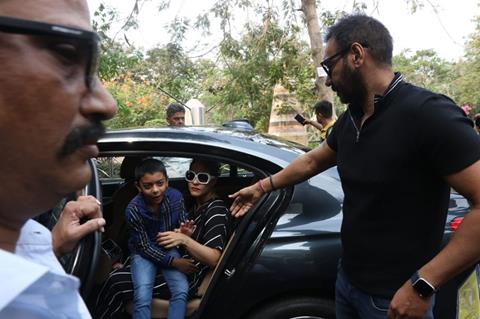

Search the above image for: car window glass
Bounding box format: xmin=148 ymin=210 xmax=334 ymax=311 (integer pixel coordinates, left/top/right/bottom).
xmin=154 ymin=156 xmax=191 ymax=178
xmin=96 ymin=157 xmax=123 ymax=181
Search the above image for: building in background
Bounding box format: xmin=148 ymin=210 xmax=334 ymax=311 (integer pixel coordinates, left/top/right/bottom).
xmin=185 ymin=99 xmax=206 ymax=126
xmin=268 ymin=85 xmax=307 ymax=145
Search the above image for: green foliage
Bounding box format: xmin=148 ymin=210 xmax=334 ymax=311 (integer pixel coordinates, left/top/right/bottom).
xmin=93 ymin=0 xmax=480 ymax=133
xmin=198 ymin=16 xmax=316 ymax=130
xmin=393 ymin=49 xmax=458 ymax=96
xmin=454 ymin=16 xmax=480 ymax=113
xmin=104 ymin=77 xmax=168 ymax=129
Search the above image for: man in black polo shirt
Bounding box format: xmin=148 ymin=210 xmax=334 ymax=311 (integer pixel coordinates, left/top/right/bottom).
xmin=230 ymin=14 xmax=480 ymax=319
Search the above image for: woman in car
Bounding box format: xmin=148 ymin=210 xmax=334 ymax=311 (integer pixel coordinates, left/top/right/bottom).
xmin=94 ymin=158 xmax=231 ymax=319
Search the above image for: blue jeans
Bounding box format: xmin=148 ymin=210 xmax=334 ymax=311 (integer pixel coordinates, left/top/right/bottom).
xmin=336 ymin=267 xmax=435 ymax=319
xmin=131 ymin=250 xmax=189 ymax=319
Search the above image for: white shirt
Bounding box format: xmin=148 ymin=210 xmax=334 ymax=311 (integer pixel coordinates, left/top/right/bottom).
xmin=0 ymin=220 xmax=91 ymax=318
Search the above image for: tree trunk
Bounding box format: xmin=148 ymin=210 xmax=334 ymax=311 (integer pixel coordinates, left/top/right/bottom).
xmin=301 ymin=0 xmax=332 ymax=104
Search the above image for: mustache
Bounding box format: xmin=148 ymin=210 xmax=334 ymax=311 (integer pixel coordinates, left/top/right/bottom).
xmin=57 ymin=121 xmax=106 ymax=159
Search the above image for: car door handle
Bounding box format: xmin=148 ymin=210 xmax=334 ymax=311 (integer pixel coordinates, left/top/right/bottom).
xmin=224 ymin=268 xmax=236 ymax=278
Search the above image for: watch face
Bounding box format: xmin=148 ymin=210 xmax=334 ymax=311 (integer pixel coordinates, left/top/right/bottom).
xmin=413 ymin=278 xmax=435 ymax=297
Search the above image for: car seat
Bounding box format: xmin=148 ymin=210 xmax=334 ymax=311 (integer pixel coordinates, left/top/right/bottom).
xmin=125 ymin=232 xmax=236 ymax=318
xmin=105 ymin=156 xmax=144 ymax=257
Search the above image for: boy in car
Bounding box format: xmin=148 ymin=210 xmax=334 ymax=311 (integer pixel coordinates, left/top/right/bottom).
xmin=126 ymin=158 xmax=192 ymax=319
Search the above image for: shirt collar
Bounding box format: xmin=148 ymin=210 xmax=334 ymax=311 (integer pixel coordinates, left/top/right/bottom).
xmin=374 ymin=72 xmax=404 ymax=104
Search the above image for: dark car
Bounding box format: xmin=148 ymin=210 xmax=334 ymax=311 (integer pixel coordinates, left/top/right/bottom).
xmin=46 ymin=126 xmax=471 ymax=319
xmin=222 ymin=119 xmax=254 ymax=131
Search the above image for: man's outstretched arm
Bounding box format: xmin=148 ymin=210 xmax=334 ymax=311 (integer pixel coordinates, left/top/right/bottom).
xmin=229 ymin=142 xmax=337 ymax=217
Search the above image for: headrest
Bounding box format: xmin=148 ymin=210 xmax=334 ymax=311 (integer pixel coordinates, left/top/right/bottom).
xmin=120 ymin=156 xmax=145 ymax=180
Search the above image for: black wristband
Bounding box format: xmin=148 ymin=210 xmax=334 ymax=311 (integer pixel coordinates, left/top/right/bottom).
xmin=269 ymin=175 xmax=276 ymax=190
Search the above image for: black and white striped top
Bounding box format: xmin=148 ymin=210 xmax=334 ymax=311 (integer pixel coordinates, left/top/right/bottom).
xmin=185 ymin=198 xmax=230 ymax=296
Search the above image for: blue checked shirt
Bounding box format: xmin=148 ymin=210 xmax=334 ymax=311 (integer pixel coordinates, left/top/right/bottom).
xmin=126 ymin=188 xmax=187 ymax=267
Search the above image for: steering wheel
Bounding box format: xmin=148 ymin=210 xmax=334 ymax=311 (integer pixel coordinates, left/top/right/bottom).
xmin=37 ymin=160 xmax=102 ymax=298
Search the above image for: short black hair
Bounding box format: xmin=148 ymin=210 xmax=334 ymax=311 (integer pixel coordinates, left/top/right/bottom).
xmin=190 ymin=158 xmax=221 ymax=177
xmin=166 ymin=103 xmax=185 ymax=118
xmin=313 ymin=100 xmax=333 ymax=118
xmin=475 ymin=114 xmax=480 ymax=128
xmin=325 ymin=14 xmax=393 ymax=66
xmin=135 ymin=158 xmax=167 ymax=181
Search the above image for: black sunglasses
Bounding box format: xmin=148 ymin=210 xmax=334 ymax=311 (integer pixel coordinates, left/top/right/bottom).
xmin=0 ymin=16 xmax=100 ymax=90
xmin=320 ymin=42 xmax=369 ymax=78
xmin=185 ymin=170 xmax=214 ymax=185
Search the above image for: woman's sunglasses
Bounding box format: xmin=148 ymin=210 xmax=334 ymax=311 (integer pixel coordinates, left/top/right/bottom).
xmin=185 ymin=170 xmax=214 ymax=185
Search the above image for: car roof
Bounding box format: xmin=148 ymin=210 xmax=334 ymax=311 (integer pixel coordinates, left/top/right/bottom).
xmin=99 ymin=126 xmax=309 ymax=166
xmin=222 ymin=119 xmax=254 ymax=131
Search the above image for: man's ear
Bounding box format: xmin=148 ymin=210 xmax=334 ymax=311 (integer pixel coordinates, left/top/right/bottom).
xmin=351 ymin=43 xmax=365 ymax=67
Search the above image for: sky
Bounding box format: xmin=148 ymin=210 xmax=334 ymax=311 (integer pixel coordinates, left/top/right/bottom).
xmin=87 ymin=0 xmax=479 ymax=62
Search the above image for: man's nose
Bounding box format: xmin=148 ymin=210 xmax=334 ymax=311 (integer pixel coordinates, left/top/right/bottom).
xmin=81 ymin=78 xmax=117 ymax=121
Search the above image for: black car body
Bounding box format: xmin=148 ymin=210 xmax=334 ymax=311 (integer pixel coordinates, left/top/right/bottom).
xmin=62 ymin=126 xmax=470 ymax=319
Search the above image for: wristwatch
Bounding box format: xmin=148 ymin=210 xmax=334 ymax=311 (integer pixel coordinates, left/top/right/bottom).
xmin=411 ymin=271 xmax=436 ymax=298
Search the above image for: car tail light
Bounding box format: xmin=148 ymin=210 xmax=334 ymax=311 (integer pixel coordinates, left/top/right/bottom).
xmin=449 ymin=217 xmax=464 ymax=231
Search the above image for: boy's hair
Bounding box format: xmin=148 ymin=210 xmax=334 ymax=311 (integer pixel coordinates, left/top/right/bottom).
xmin=326 ymin=14 xmax=393 ymax=66
xmin=313 ymin=100 xmax=333 ymax=118
xmin=166 ymin=103 xmax=185 ymax=118
xmin=190 ymin=158 xmax=221 ymax=177
xmin=134 ymin=158 xmax=167 ymax=181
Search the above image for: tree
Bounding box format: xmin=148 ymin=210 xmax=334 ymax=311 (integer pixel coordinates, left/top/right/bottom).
xmin=393 ymin=49 xmax=458 ymax=96
xmin=93 ymin=4 xmax=209 ymax=128
xmin=454 ymin=15 xmax=480 ymax=113
xmin=92 ymin=0 xmax=466 ymax=132
xmin=200 ymin=18 xmax=316 ymax=130
xmin=300 ymin=0 xmax=331 ymax=102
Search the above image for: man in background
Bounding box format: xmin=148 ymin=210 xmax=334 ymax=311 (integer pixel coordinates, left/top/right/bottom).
xmin=166 ymin=103 xmax=186 ymax=127
xmin=304 ymin=100 xmax=337 ymax=142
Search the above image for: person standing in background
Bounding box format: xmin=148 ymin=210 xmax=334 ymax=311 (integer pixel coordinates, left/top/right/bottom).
xmin=166 ymin=104 xmax=186 ymax=127
xmin=304 ymin=100 xmax=337 ymax=142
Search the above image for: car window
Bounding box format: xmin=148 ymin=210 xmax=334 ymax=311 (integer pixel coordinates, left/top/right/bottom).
xmin=218 ymin=163 xmax=255 ymax=177
xmin=154 ymin=157 xmax=192 ymax=179
xmin=96 ymin=157 xmax=123 ymax=181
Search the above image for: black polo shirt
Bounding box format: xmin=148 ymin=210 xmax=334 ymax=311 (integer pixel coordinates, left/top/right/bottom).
xmin=327 ymin=74 xmax=480 ymax=297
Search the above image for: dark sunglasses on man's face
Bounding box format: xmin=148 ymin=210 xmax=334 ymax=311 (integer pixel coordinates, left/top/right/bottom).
xmin=320 ymin=42 xmax=369 ymax=78
xmin=0 ymin=16 xmax=100 ymax=90
xmin=185 ymin=170 xmax=214 ymax=185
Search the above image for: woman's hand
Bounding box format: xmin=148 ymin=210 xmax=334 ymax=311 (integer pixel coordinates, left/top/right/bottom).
xmin=175 ymin=220 xmax=196 ymax=237
xmin=157 ymin=231 xmax=190 ymax=249
xmin=171 ymin=258 xmax=198 ymax=274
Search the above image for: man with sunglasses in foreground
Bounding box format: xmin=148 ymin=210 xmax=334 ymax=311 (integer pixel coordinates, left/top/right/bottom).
xmin=230 ymin=14 xmax=480 ymax=319
xmin=0 ymin=0 xmax=116 ymax=318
